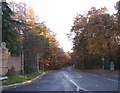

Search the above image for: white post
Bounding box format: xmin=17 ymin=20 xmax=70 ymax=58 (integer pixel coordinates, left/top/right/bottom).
xmin=110 ymin=62 xmax=114 ymax=70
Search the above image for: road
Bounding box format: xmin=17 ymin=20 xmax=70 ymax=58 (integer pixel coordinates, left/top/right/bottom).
xmin=2 ymin=67 xmax=119 ymax=93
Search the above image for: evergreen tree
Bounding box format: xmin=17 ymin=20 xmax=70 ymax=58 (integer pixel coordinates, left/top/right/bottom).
xmin=2 ymin=2 xmax=20 ymax=55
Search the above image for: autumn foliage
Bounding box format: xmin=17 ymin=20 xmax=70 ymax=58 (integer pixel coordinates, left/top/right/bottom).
xmin=2 ymin=2 xmax=70 ymax=74
xmin=70 ymin=7 xmax=119 ymax=70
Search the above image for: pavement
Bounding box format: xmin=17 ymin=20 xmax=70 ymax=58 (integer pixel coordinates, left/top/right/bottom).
xmin=1 ymin=67 xmax=120 ymax=93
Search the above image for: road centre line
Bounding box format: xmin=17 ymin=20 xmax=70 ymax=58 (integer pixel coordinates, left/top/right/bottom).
xmin=63 ymin=72 xmax=88 ymax=92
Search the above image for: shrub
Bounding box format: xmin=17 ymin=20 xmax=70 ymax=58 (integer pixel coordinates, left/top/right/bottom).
xmin=6 ymin=66 xmax=16 ymax=76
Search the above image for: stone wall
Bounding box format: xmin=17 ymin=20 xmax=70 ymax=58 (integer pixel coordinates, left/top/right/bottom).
xmin=8 ymin=54 xmax=23 ymax=74
xmin=0 ymin=42 xmax=23 ymax=76
xmin=0 ymin=47 xmax=9 ymax=76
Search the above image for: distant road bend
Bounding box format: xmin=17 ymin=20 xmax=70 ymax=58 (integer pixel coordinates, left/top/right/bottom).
xmin=2 ymin=67 xmax=119 ymax=93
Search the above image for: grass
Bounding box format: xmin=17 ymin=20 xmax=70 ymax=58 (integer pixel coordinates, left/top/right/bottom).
xmin=2 ymin=71 xmax=43 ymax=85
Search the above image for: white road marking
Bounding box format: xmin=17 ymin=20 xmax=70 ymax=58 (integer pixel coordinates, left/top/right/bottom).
xmin=89 ymin=73 xmax=118 ymax=83
xmin=106 ymin=78 xmax=118 ymax=82
xmin=96 ymin=85 xmax=99 ymax=87
xmin=92 ymin=74 xmax=118 ymax=82
xmin=63 ymin=72 xmax=88 ymax=92
xmin=37 ymin=86 xmax=39 ymax=89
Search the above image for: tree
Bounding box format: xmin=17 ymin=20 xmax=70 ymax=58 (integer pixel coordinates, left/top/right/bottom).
xmin=70 ymin=7 xmax=119 ymax=69
xmin=2 ymin=2 xmax=20 ymax=55
xmin=7 ymin=2 xmax=70 ymax=73
xmin=115 ymin=1 xmax=120 ymax=69
xmin=115 ymin=1 xmax=120 ymax=24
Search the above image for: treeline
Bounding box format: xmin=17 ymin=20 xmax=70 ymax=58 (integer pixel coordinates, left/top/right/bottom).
xmin=2 ymin=2 xmax=70 ymax=74
xmin=69 ymin=2 xmax=120 ymax=70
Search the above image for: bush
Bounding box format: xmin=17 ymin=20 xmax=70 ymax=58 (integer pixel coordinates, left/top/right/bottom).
xmin=6 ymin=66 xmax=16 ymax=76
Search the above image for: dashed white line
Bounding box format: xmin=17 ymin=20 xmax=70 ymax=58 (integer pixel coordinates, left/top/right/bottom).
xmin=89 ymin=73 xmax=118 ymax=83
xmin=106 ymin=78 xmax=118 ymax=82
xmin=63 ymin=72 xmax=88 ymax=92
xmin=95 ymin=84 xmax=99 ymax=87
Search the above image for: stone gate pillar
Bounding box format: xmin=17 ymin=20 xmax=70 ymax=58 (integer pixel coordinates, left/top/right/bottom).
xmin=0 ymin=42 xmax=9 ymax=76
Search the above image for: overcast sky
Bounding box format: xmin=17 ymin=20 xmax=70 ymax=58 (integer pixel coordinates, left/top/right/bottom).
xmin=7 ymin=0 xmax=118 ymax=52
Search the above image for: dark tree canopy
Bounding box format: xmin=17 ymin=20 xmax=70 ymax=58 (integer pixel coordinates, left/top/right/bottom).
xmin=2 ymin=2 xmax=20 ymax=55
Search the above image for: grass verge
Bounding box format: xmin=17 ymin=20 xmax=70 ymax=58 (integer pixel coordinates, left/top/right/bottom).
xmin=2 ymin=71 xmax=43 ymax=85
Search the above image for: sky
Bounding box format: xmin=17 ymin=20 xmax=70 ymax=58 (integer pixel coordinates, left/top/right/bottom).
xmin=7 ymin=0 xmax=118 ymax=52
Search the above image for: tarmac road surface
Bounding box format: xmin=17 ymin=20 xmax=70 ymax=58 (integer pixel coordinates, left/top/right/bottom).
xmin=2 ymin=67 xmax=119 ymax=93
